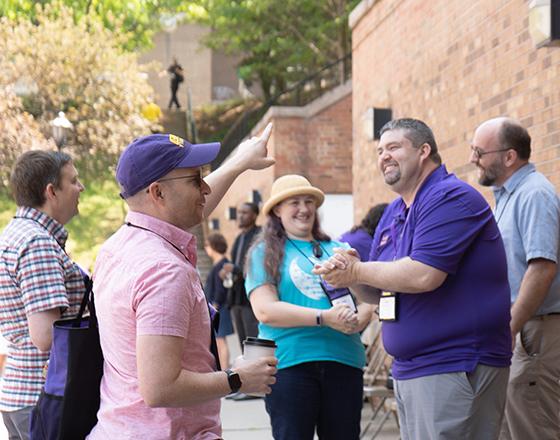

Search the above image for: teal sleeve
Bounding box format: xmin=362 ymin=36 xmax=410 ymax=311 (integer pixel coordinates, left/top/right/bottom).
xmin=244 ymin=242 xmax=268 ymax=297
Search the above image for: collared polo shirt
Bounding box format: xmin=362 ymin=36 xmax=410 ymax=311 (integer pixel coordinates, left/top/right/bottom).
xmin=369 ymin=165 xmax=512 ymax=380
xmin=0 ymin=207 xmax=84 ymax=411
xmin=493 ymin=163 xmax=560 ymax=314
xmin=88 ymin=211 xmax=221 ymax=440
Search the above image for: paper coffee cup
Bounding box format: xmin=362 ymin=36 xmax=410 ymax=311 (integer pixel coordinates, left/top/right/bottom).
xmin=242 ymin=337 xmax=277 ymax=397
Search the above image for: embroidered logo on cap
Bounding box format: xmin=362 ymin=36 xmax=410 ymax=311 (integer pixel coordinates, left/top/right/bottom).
xmin=169 ymin=134 xmax=185 ymax=147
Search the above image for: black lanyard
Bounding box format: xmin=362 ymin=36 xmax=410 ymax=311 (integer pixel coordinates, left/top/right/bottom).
xmin=286 ymin=237 xmax=330 ymax=266
xmin=126 ymin=222 xmax=221 ymax=371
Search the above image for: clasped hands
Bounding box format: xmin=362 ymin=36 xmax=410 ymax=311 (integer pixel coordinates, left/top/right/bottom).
xmin=312 ymin=247 xmax=360 ymax=288
xmin=313 ymin=248 xmax=361 ymax=334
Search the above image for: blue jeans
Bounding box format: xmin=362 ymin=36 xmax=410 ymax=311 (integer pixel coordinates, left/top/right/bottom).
xmin=265 ymin=361 xmax=363 ymax=440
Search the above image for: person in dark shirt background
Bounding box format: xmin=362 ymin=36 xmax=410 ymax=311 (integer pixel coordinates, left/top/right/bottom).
xmin=204 ymin=233 xmax=235 ymax=369
xmin=167 ymin=57 xmax=184 ymax=109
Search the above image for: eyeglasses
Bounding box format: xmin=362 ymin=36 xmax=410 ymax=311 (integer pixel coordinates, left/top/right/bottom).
xmin=145 ymin=173 xmax=204 ymax=194
xmin=311 ymin=241 xmax=323 ymax=258
xmin=470 ymin=146 xmax=511 ymax=160
xmin=157 ymin=174 xmax=203 ymax=185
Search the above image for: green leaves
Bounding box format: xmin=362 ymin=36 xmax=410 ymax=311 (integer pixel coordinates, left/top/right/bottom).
xmin=194 ymin=0 xmax=359 ymax=99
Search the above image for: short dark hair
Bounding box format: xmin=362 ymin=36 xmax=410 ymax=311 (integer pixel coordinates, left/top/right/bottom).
xmin=10 ymin=150 xmax=72 ymax=208
xmin=207 ymin=232 xmax=228 ymax=254
xmin=352 ymin=203 xmax=389 ymax=236
xmin=498 ymin=121 xmax=531 ymax=160
xmin=380 ymin=118 xmax=442 ymax=165
xmin=242 ymin=202 xmax=259 ymax=216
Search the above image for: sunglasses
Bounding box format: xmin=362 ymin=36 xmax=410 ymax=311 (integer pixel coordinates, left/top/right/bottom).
xmin=312 ymin=240 xmax=323 ymax=258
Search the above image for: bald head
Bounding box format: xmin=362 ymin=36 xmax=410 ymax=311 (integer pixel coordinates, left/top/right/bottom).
xmin=471 ymin=117 xmax=531 ymax=187
xmin=475 ymin=117 xmax=531 ymax=161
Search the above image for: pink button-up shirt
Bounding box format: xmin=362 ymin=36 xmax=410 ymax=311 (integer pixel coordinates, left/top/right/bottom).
xmin=88 ymin=211 xmax=221 ymax=440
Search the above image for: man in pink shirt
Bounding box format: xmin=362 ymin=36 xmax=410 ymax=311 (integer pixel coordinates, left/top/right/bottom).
xmin=88 ymin=127 xmax=277 ymax=440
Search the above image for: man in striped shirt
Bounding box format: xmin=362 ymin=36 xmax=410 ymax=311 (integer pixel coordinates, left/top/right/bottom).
xmin=0 ymin=150 xmax=85 ymax=440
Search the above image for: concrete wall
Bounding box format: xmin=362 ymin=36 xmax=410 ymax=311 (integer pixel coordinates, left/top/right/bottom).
xmin=207 ymin=81 xmax=354 ymax=250
xmin=139 ymin=23 xmax=240 ymax=109
xmin=350 ymin=0 xmax=560 ymax=221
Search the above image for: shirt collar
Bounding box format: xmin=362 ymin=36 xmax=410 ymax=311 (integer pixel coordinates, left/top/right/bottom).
xmin=394 ymin=165 xmax=448 ymax=218
xmin=126 ymin=211 xmax=198 ymax=265
xmin=15 ymin=206 xmax=68 ymax=248
xmin=493 ymin=163 xmax=535 ymax=196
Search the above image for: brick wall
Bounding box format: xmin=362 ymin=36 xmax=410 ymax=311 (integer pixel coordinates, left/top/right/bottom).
xmin=350 ymin=0 xmax=560 ymax=220
xmin=206 ymin=82 xmax=353 ymax=250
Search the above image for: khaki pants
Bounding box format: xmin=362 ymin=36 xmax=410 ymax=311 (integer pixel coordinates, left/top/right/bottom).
xmin=500 ymin=314 xmax=560 ymax=440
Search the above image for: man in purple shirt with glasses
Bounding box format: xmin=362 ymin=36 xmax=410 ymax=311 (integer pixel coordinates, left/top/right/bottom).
xmin=315 ymin=118 xmax=512 ymax=440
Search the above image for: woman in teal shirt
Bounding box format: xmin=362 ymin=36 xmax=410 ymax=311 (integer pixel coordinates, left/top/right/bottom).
xmin=245 ymin=175 xmax=372 ymax=440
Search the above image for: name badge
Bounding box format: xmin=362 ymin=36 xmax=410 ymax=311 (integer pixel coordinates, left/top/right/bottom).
xmin=379 ymin=291 xmax=397 ymax=321
xmin=320 ymin=280 xmax=358 ymax=313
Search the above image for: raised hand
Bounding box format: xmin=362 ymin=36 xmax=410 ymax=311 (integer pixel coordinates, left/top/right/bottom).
xmin=232 ymin=122 xmax=275 ymax=171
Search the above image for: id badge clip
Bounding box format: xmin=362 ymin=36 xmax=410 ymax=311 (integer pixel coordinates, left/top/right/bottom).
xmin=378 ymin=291 xmax=397 ymax=321
xmin=320 ymin=280 xmax=358 ymax=313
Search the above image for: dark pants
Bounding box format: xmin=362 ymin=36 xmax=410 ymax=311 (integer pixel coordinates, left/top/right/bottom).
xmin=168 ymin=81 xmax=181 ymax=109
xmin=265 ymin=361 xmax=363 ymax=440
xmin=2 ymin=406 xmax=32 ymax=440
xmin=230 ymin=304 xmax=258 ymax=349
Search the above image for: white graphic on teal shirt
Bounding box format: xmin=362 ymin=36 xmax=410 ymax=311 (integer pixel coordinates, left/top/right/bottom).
xmin=289 ymin=258 xmax=325 ymax=301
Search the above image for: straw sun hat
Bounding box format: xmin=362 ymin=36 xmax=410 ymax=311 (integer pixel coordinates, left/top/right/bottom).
xmin=262 ymin=175 xmax=325 ymax=215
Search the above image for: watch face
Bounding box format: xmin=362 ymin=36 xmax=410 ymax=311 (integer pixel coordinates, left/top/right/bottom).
xmin=226 ymin=369 xmax=242 ymax=393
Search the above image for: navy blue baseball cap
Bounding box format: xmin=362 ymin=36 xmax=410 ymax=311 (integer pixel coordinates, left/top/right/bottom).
xmin=116 ymin=134 xmax=220 ymax=198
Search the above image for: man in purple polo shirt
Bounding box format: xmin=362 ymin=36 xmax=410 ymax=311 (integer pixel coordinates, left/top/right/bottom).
xmin=315 ymin=118 xmax=512 ymax=439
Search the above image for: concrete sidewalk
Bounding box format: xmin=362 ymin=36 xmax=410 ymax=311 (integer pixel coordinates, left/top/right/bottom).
xmin=221 ymin=334 xmax=400 ymax=439
xmin=220 ymin=394 xmax=400 ymax=440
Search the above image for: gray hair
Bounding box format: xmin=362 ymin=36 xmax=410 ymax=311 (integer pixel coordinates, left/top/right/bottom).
xmin=380 ymin=118 xmax=442 ymax=165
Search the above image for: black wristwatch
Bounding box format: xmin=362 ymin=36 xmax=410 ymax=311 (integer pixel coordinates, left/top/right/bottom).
xmin=225 ymin=369 xmax=242 ymax=393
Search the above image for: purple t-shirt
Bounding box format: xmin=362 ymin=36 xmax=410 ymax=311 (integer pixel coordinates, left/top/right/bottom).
xmin=339 ymin=228 xmax=372 ymax=262
xmin=369 ymin=166 xmax=512 ymax=380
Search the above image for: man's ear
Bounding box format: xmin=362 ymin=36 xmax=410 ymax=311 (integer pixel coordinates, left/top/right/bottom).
xmin=44 ymin=183 xmax=56 ymax=201
xmin=146 ymin=182 xmax=165 ymax=204
xmin=419 ymin=143 xmax=431 ymax=160
xmin=504 ymin=149 xmax=518 ymax=167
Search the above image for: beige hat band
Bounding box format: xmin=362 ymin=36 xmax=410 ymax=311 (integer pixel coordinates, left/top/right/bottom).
xmin=263 ymin=186 xmax=325 ymax=215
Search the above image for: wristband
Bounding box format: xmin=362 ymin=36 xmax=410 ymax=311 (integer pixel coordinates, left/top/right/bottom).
xmin=316 ymin=310 xmax=323 ymax=326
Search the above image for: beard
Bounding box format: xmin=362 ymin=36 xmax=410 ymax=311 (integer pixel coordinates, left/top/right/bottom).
xmin=383 ymin=168 xmax=401 ymax=185
xmin=477 ymin=162 xmax=503 ymax=186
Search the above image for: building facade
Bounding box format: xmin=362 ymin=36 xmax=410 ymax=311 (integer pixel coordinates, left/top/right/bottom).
xmin=350 ymin=0 xmax=560 ymax=220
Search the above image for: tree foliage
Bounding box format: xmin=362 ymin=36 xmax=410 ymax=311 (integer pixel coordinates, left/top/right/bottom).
xmin=195 ymin=0 xmax=359 ymax=100
xmin=0 ymin=87 xmax=54 ymax=191
xmin=0 ymin=2 xmax=156 ymax=180
xmin=0 ymin=0 xmax=205 ymax=50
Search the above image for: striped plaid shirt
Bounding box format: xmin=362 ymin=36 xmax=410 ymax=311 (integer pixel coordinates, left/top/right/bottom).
xmin=0 ymin=207 xmax=84 ymax=411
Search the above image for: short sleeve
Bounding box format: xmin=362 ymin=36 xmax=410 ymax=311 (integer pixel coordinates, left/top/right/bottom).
xmin=132 ymin=261 xmax=194 ymax=338
xmin=18 ymin=237 xmax=68 ymax=315
xmin=245 ymin=242 xmax=269 ymax=296
xmin=410 ymin=186 xmax=494 ymax=275
xmin=517 ymin=187 xmax=560 ymax=263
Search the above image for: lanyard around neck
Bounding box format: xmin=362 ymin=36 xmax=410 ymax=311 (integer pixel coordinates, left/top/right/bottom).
xmin=286 ymin=237 xmax=329 ymax=266
xmin=125 ymin=222 xmax=221 ymax=370
xmin=126 ymin=222 xmax=191 ymax=264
